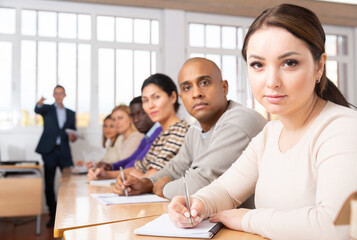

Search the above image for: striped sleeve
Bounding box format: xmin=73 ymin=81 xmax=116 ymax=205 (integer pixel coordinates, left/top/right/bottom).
xmin=134 ymin=120 xmax=189 ymax=173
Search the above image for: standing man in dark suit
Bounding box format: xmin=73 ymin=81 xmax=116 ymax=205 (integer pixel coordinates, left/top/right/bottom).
xmin=35 ymin=85 xmax=77 ymax=227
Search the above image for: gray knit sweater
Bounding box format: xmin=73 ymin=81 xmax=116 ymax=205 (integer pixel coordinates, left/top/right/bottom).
xmin=148 ymin=100 xmax=267 ymax=199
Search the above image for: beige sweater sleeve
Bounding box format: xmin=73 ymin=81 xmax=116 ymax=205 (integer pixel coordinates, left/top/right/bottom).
xmin=192 ymin=131 xmax=261 ymax=219
xmin=193 ymin=104 xmax=357 ymax=240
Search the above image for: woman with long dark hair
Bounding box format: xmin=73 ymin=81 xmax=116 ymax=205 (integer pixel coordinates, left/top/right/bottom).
xmin=130 ymin=73 xmax=189 ymax=178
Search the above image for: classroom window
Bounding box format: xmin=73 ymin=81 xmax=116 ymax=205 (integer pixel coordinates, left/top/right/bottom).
xmin=96 ymin=15 xmax=159 ymax=123
xmin=0 ymin=8 xmax=16 ymax=34
xmin=18 ymin=10 xmax=92 ymax=127
xmin=187 ymin=21 xmax=264 ymax=116
xmin=0 ymin=2 xmax=162 ymax=130
xmin=325 ymin=34 xmax=348 ymax=88
xmin=0 ymin=7 xmax=16 ymax=129
xmin=0 ymin=42 xmax=13 ymax=129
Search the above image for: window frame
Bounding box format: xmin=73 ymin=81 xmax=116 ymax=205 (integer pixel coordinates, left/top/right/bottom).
xmin=186 ymin=12 xmax=357 ymax=114
xmin=323 ymin=25 xmax=355 ymax=105
xmin=0 ymin=0 xmax=163 ymax=131
xmin=186 ymin=12 xmax=253 ymax=107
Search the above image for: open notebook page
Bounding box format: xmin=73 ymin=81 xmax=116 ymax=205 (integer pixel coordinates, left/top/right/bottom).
xmin=135 ymin=213 xmax=223 ymax=239
xmin=88 ymin=179 xmax=116 ymax=186
xmin=91 ymin=193 xmax=168 ymax=205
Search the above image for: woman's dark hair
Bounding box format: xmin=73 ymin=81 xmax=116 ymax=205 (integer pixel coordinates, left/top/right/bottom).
xmin=141 ymin=73 xmax=180 ymax=112
xmin=242 ymin=3 xmax=350 ymax=108
xmin=102 ymin=114 xmax=118 ymax=148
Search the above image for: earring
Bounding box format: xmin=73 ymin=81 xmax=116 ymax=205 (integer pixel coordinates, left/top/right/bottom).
xmin=316 ymin=76 xmax=321 ymax=84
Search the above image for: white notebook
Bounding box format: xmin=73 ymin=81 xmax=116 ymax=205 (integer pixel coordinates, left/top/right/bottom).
xmin=88 ymin=179 xmax=116 ymax=186
xmin=135 ymin=214 xmax=223 ymax=239
xmin=70 ymin=166 xmax=88 ymax=174
xmin=91 ymin=193 xmax=168 ymax=205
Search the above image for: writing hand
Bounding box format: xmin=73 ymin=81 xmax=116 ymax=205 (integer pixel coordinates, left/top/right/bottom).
xmin=87 ymin=167 xmax=106 ymax=180
xmin=113 ymin=174 xmax=153 ymax=196
xmin=168 ymin=196 xmax=204 ymax=228
xmin=75 ymin=160 xmax=84 ymax=166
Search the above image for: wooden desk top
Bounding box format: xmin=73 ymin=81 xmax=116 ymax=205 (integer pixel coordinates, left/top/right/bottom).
xmin=54 ymin=174 xmax=169 ymax=238
xmin=63 ymin=215 xmax=267 ymax=240
xmin=0 ymin=165 xmax=42 ymax=169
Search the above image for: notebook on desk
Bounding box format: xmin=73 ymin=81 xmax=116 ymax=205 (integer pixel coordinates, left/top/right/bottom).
xmin=91 ymin=193 xmax=168 ymax=205
xmin=88 ymin=179 xmax=116 ymax=186
xmin=70 ymin=166 xmax=88 ymax=174
xmin=134 ymin=213 xmax=223 ymax=239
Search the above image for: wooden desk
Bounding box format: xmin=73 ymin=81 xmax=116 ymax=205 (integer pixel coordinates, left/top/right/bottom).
xmin=0 ymin=164 xmax=43 ymax=235
xmin=54 ymin=172 xmax=169 ymax=238
xmin=63 ymin=215 xmax=267 ymax=240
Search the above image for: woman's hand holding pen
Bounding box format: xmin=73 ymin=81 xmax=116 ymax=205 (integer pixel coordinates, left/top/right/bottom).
xmin=168 ymin=196 xmax=204 ymax=228
xmin=87 ymin=167 xmax=107 ymax=180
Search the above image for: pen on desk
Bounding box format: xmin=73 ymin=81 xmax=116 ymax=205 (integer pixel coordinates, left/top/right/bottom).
xmin=182 ymin=172 xmax=193 ymax=227
xmin=120 ymin=167 xmax=128 ymax=197
xmin=92 ymin=159 xmax=96 ymax=170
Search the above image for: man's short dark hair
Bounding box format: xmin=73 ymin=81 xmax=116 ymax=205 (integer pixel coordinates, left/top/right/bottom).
xmin=129 ymin=96 xmax=142 ymax=106
xmin=54 ymin=84 xmax=65 ymax=92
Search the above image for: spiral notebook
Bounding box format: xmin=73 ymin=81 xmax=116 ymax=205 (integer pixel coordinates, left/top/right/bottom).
xmin=134 ymin=214 xmax=223 ymax=239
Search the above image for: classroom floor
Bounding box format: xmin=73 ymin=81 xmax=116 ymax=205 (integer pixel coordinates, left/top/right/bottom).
xmin=0 ymin=214 xmax=59 ymax=240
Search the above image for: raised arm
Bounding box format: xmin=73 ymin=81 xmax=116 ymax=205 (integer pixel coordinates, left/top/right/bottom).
xmin=34 ymin=97 xmax=50 ymax=115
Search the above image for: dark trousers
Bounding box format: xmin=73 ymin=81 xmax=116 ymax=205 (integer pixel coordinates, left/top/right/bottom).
xmin=42 ymin=146 xmax=73 ymax=220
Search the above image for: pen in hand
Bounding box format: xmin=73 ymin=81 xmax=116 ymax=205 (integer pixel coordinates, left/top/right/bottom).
xmin=120 ymin=167 xmax=129 ymax=197
xmin=92 ymin=159 xmax=96 ymax=170
xmin=182 ymin=172 xmax=193 ymax=227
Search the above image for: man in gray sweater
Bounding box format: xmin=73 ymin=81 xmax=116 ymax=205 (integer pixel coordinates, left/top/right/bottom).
xmin=114 ymin=57 xmax=266 ymax=200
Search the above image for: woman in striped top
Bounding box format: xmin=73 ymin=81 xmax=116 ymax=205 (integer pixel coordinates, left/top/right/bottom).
xmin=129 ymin=73 xmax=189 ymax=178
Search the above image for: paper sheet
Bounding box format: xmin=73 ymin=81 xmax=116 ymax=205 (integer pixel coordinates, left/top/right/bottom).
xmin=65 ymin=129 xmax=84 ymax=139
xmin=70 ymin=166 xmax=88 ymax=174
xmin=88 ymin=179 xmax=116 ymax=186
xmin=91 ymin=193 xmax=168 ymax=205
xmin=134 ymin=213 xmax=221 ymax=239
